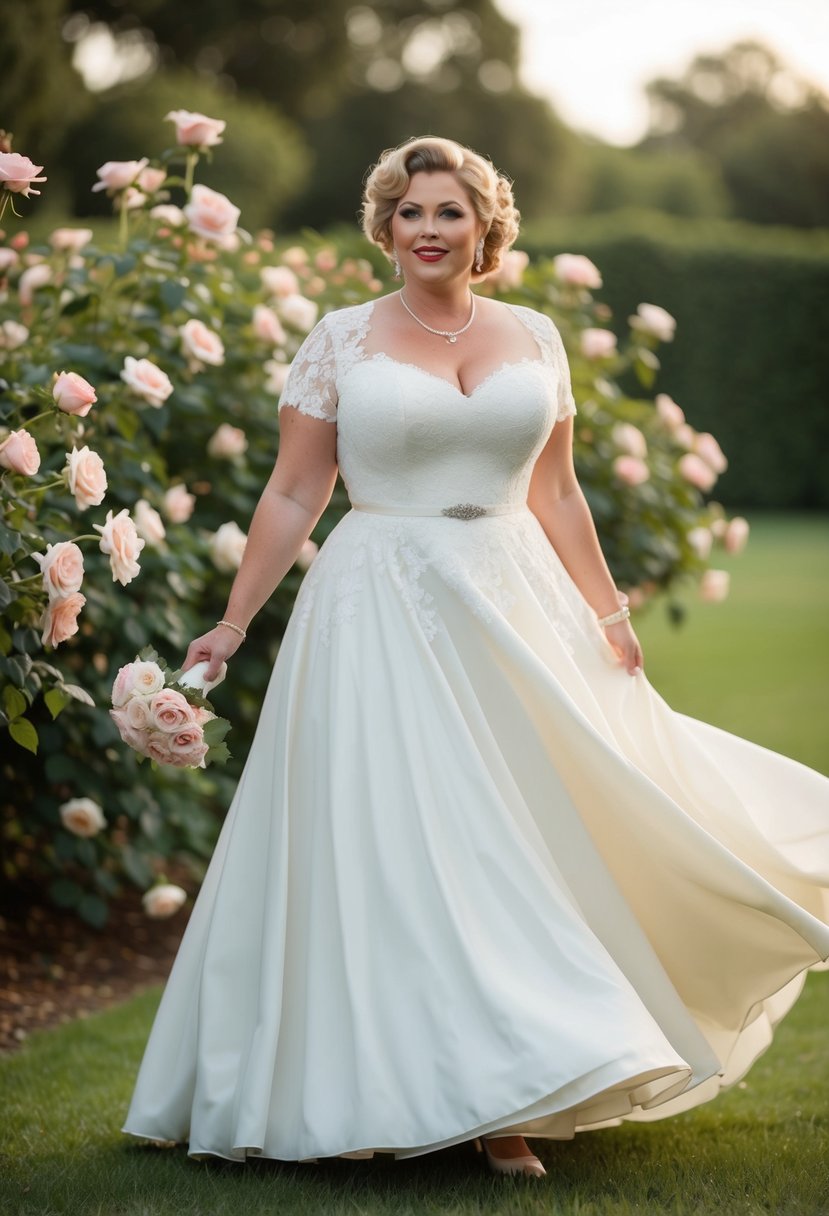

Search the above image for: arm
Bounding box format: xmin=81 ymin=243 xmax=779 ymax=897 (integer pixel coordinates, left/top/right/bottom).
xmin=527 ymin=415 xmax=644 ymax=675
xmin=183 ymin=408 xmax=338 ymax=679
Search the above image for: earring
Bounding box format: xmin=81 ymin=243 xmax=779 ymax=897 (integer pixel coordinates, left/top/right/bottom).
xmin=392 ymin=248 xmax=401 ymax=279
xmin=474 ymin=238 xmax=484 ymax=272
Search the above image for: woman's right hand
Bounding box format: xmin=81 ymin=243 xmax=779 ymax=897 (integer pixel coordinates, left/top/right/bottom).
xmin=182 ymin=625 xmax=245 ymax=683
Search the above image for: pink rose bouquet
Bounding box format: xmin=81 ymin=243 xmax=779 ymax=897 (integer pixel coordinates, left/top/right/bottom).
xmin=109 ymin=646 xmax=231 ymax=769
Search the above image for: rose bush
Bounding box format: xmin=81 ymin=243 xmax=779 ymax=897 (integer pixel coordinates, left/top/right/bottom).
xmin=0 ymin=121 xmax=745 ymax=926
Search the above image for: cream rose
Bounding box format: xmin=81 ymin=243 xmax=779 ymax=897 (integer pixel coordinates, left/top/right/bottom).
xmin=59 ymin=797 xmax=106 ymax=838
xmin=145 ymin=731 xmax=174 ymax=764
xmin=686 ymin=526 xmax=713 ymax=560
xmin=109 ymin=706 xmax=150 ymax=753
xmin=124 ymin=694 xmax=154 ymax=732
xmin=0 ymin=320 xmax=28 ymax=350
xmin=580 ymin=328 xmax=617 ymax=360
xmin=164 ymin=110 xmax=226 ymax=148
xmin=209 ymin=521 xmax=247 ymax=573
xmin=150 ymin=204 xmax=185 ymax=226
xmin=277 ymin=293 xmax=318 ymax=333
xmin=129 ymin=660 xmax=166 ymax=697
xmin=133 ymin=498 xmax=167 ymax=547
xmin=655 ymin=393 xmax=685 ymax=429
xmin=64 ymin=445 xmax=107 ymax=509
xmin=120 ymin=356 xmax=174 ymax=407
xmin=91 ymin=159 xmax=149 ymax=194
xmin=183 ymin=184 xmax=240 ymax=243
xmin=0 ymin=152 xmax=47 ymax=197
xmin=260 ymin=265 xmax=299 ymax=298
xmin=180 ymin=318 xmax=225 ymax=370
xmin=162 ymin=482 xmax=196 ymax=523
xmin=280 ymin=246 xmax=309 ymax=269
xmin=31 ymin=540 xmax=84 ymax=601
xmin=207 ymin=423 xmax=248 ymax=458
xmin=693 ymin=431 xmax=728 ymax=474
xmin=252 ymin=304 xmax=287 ymax=346
xmin=724 ymin=516 xmax=749 ymax=554
xmin=18 ymin=263 xmax=52 ymax=306
xmin=93 ymin=507 xmax=146 ymax=585
xmin=53 ymin=371 xmax=97 ymax=417
xmin=613 ymin=455 xmax=650 ymax=486
xmin=142 ymin=883 xmax=187 ymax=918
xmin=264 ymin=358 xmax=290 ymax=395
xmin=49 ymin=228 xmax=93 ymax=252
xmin=629 ymin=303 xmax=676 ymax=342
xmin=149 ymin=687 xmax=196 ymax=733
xmin=553 ymin=253 xmax=602 ymax=289
xmin=0 ymin=429 xmax=41 ymax=475
xmin=41 ymin=591 xmax=86 ymax=647
xmin=612 ymin=422 xmax=647 ymax=460
xmin=700 ymin=569 xmax=730 ymax=602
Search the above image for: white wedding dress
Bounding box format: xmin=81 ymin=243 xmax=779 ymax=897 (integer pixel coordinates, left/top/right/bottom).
xmin=122 ymin=299 xmax=829 ymax=1164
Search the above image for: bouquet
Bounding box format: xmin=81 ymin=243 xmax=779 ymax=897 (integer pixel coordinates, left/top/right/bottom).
xmin=109 ymin=645 xmax=231 ymax=768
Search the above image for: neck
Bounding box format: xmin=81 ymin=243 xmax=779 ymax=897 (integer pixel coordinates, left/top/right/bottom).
xmin=399 ymin=277 xmax=473 ymax=322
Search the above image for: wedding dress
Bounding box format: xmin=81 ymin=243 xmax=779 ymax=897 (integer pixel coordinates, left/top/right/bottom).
xmin=122 ymin=298 xmax=829 ymax=1164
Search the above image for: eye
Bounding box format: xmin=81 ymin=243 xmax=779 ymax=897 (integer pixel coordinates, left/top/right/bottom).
xmin=399 ymin=207 xmax=420 ymax=219
xmin=441 ymin=208 xmax=463 ymax=219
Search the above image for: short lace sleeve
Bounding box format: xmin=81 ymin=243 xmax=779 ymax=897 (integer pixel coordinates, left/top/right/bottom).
xmin=278 ymin=314 xmax=338 ymax=422
xmin=545 ymin=315 xmax=577 ymax=422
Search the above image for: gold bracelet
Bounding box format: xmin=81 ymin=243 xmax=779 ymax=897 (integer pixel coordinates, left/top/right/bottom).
xmin=216 ymin=619 xmax=247 ymax=640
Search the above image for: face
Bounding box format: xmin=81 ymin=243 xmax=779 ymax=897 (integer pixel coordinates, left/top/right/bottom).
xmin=390 ymin=170 xmax=482 ymax=284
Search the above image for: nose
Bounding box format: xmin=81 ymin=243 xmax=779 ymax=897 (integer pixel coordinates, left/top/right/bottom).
xmin=420 ymin=219 xmax=439 ymax=238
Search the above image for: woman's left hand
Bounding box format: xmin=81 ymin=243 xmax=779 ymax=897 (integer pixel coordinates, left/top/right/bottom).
xmin=604 ymin=617 xmax=644 ymax=676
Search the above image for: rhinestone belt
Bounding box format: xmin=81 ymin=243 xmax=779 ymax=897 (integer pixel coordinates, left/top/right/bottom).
xmin=350 ymin=500 xmax=524 ymax=519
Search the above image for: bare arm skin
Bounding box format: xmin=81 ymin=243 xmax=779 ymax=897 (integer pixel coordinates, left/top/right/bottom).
xmin=527 ymin=415 xmax=644 ymax=675
xmin=182 ymin=407 xmax=338 ymax=680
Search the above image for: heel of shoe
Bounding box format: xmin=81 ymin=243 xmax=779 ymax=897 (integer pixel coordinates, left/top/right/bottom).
xmin=477 ymin=1136 xmax=546 ymax=1178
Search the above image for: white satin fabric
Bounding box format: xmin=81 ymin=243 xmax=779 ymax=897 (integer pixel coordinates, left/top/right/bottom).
xmin=122 ymin=302 xmax=829 ymax=1163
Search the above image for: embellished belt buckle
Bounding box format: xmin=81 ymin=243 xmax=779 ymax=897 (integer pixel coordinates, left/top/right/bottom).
xmin=441 ymin=502 xmax=488 ymax=520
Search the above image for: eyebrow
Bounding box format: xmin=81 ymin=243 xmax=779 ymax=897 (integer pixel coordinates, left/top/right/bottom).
xmin=398 ymin=200 xmax=465 ymax=208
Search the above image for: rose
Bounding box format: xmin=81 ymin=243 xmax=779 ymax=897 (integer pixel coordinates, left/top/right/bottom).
xmin=724 ymin=516 xmax=750 ymax=554
xmin=294 ymin=539 xmax=318 ymax=571
xmin=111 ymin=662 xmax=138 ymax=707
xmin=675 ymin=423 xmax=696 ymax=450
xmin=40 ymin=591 xmax=86 ymax=647
xmin=207 ymin=423 xmax=248 ymax=458
xmin=120 ymin=356 xmax=174 ymax=407
xmin=59 ymin=797 xmax=106 ymax=838
xmin=133 ymin=498 xmax=167 ymax=547
xmin=91 ymin=159 xmax=149 ymax=194
xmin=109 ymin=706 xmax=150 ymax=753
xmin=137 ymin=166 xmax=167 ymax=193
xmin=145 ymin=731 xmax=174 ymax=763
xmin=252 ymin=304 xmax=287 ymax=346
xmin=93 ymin=507 xmax=146 ymax=585
xmin=629 ymin=303 xmax=676 ymax=342
xmin=612 ymin=455 xmax=650 ymax=486
xmin=264 ymin=358 xmax=290 ymax=395
xmin=149 ymin=687 xmax=196 ymax=733
xmin=612 ymin=422 xmax=647 ymax=460
xmin=280 ymin=246 xmax=308 ymax=269
xmin=180 ymin=318 xmax=225 ymax=370
xmin=693 ymin=431 xmax=728 ymax=474
xmin=168 ymin=725 xmax=210 ymax=768
xmin=0 ymin=248 xmax=19 ymax=272
xmin=31 ymin=540 xmax=84 ymax=600
xmin=0 ymin=429 xmax=40 ymax=475
xmin=276 ymin=293 xmax=318 ymax=333
xmin=113 ymin=660 xmax=165 ymax=703
xmin=49 ymin=228 xmax=93 ymax=252
xmin=580 ymin=328 xmax=617 ymax=359
xmin=260 ymin=265 xmax=299 ymax=298
xmin=9 ymin=233 xmax=28 ymax=251
xmin=552 ymin=253 xmax=602 ymax=289
xmin=162 ymin=482 xmax=196 ymax=523
xmin=64 ymin=445 xmax=107 ymax=508
xmin=700 ymin=569 xmax=730 ymax=602
xmin=18 ymin=263 xmax=51 ymax=306
xmin=678 ymin=453 xmax=717 ymax=492
xmin=209 ymin=521 xmax=247 ymax=573
xmin=655 ymin=393 xmax=685 ymax=429
xmin=0 ymin=320 xmax=28 ymax=351
xmin=150 ymin=204 xmax=185 ymax=226
xmin=164 ymin=109 xmax=226 ymax=148
xmin=52 ymin=371 xmax=97 ymax=417
xmin=122 ymin=186 xmax=147 ymax=211
xmin=142 ymin=883 xmax=187 ymax=918
xmin=487 ymin=250 xmax=529 ymax=290
xmin=0 ymin=152 xmax=47 ymax=198
xmin=686 ymin=527 xmax=713 ymax=560
xmin=183 ymin=184 xmax=240 ymax=243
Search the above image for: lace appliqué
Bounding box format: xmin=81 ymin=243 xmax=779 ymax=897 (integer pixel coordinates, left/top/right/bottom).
xmin=506 ymin=304 xmax=577 ymax=422
xmin=277 ymin=302 xmax=373 ymax=422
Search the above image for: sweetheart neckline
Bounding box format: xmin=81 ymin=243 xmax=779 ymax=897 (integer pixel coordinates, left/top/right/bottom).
xmin=363 ymin=352 xmax=547 ymax=400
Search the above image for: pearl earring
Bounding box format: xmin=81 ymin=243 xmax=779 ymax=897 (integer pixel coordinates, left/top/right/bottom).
xmin=474 ymin=238 xmax=484 ymax=272
xmin=392 ymin=249 xmax=401 ymax=279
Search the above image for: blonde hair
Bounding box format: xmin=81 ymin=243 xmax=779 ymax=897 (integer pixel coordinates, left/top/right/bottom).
xmin=361 ymin=135 xmax=520 ymax=275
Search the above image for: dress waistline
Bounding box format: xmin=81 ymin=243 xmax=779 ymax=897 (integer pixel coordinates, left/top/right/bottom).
xmin=349 ymin=500 xmax=525 ymax=520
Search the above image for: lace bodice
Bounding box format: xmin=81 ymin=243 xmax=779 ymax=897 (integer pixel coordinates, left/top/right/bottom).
xmin=278 ymin=298 xmax=576 ymax=511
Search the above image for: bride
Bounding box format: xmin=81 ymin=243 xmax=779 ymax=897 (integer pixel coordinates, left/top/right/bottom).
xmin=122 ymin=136 xmax=829 ymax=1179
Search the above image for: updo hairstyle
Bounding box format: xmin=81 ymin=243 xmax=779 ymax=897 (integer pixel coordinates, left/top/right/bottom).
xmin=361 ymin=135 xmax=520 ymax=276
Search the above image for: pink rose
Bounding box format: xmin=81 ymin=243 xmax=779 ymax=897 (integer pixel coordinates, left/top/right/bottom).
xmin=207 ymin=423 xmax=248 ymax=458
xmin=40 ymin=591 xmax=86 ymax=647
xmin=91 ymin=159 xmax=149 ymax=194
xmin=120 ymin=356 xmax=174 ymax=407
xmin=137 ymin=166 xmax=167 ymax=193
xmin=724 ymin=516 xmax=750 ymax=554
xmin=693 ymin=431 xmax=728 ymax=474
xmin=168 ymin=724 xmax=209 ymax=768
xmin=180 ymin=318 xmax=225 ymax=370
xmin=58 ymin=797 xmax=106 ymax=837
xmin=150 ymin=204 xmax=185 ymax=226
xmin=700 ymin=569 xmax=730 ymax=602
xmin=580 ymin=328 xmax=617 ymax=359
xmin=209 ymin=521 xmax=247 ymax=573
xmin=111 ymin=662 xmax=138 ymax=707
xmin=162 ymin=482 xmax=196 ymax=523
xmin=678 ymin=453 xmax=717 ymax=492
xmin=145 ymin=731 xmax=174 ymax=764
xmin=53 ymin=371 xmax=97 ymax=417
xmin=0 ymin=320 xmax=28 ymax=349
xmin=123 ymin=186 xmax=147 ymax=211
xmin=613 ymin=455 xmax=650 ymax=486
xmin=612 ymin=422 xmax=647 ymax=460
xmin=0 ymin=248 xmax=20 ymax=271
xmin=264 ymin=358 xmax=290 ymax=395
xmin=486 ymin=250 xmax=529 ymax=290
xmin=0 ymin=152 xmax=47 ymax=198
xmin=18 ymin=263 xmax=51 ymax=306
xmin=0 ymin=429 xmax=40 ymax=475
xmin=686 ymin=527 xmax=713 ymax=560
xmin=164 ymin=110 xmax=226 ymax=148
xmin=629 ymin=303 xmax=676 ymax=342
xmin=280 ymin=246 xmax=308 ymax=269
xmin=252 ymin=304 xmax=287 ymax=346
xmin=149 ymin=687 xmax=196 ymax=733
xmin=260 ymin=265 xmax=299 ymax=298
xmin=142 ymin=883 xmax=187 ymax=917
xmin=31 ymin=540 xmax=84 ymax=600
xmin=93 ymin=507 xmax=146 ymax=585
xmin=553 ymin=253 xmax=602 ymax=289
xmin=133 ymin=498 xmax=166 ymax=547
xmin=49 ymin=228 xmax=93 ymax=252
xmin=110 ymin=706 xmax=149 ymax=753
xmin=64 ymin=445 xmax=107 ymax=509
xmin=655 ymin=393 xmax=685 ymax=429
xmin=183 ymin=184 xmax=240 ymax=243
xmin=295 ymin=538 xmax=318 ymax=571
xmin=675 ymin=423 xmax=696 ymax=450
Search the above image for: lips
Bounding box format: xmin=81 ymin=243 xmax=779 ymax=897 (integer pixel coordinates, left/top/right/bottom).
xmin=414 ymin=247 xmax=448 ymax=261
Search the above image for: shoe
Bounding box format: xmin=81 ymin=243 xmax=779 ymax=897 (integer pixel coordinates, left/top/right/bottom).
xmin=473 ymin=1136 xmax=546 ymax=1178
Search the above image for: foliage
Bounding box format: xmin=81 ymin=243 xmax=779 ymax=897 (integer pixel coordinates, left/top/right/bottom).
xmin=1 ymin=120 xmax=742 ymax=926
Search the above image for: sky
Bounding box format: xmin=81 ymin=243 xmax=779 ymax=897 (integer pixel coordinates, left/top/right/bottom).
xmin=495 ymin=0 xmax=829 ymax=145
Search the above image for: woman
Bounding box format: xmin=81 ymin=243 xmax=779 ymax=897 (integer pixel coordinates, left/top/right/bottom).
xmin=122 ymin=136 xmax=829 ymax=1179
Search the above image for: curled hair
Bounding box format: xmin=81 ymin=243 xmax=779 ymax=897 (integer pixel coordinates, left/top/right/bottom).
xmin=361 ymin=135 xmax=520 ymax=275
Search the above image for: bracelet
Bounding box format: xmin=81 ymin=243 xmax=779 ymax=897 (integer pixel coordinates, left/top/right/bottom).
xmin=596 ymin=605 xmax=630 ymax=628
xmin=216 ymin=619 xmax=247 ymax=640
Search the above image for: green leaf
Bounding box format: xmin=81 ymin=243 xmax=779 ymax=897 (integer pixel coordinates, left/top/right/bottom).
xmin=3 ymin=685 xmax=27 ymax=719
xmin=58 ymin=683 xmax=95 ymax=706
xmin=61 ymin=292 xmax=96 ymax=317
xmin=44 ymin=687 xmax=70 ymax=719
xmin=202 ymin=716 xmax=231 ymax=745
xmin=122 ymin=845 xmax=153 ymax=887
xmin=0 ymin=525 xmax=22 ymax=556
xmin=0 ymin=578 xmax=11 ymax=608
xmin=49 ymin=877 xmax=83 ymax=908
xmin=160 ymin=280 xmax=187 ymax=312
xmin=205 ymin=740 xmax=231 ymax=765
xmin=77 ymin=894 xmax=109 ymax=929
xmin=9 ymin=716 xmax=38 ymax=753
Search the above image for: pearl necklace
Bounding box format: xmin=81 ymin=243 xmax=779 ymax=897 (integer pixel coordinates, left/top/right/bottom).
xmin=399 ymin=290 xmax=476 ymax=344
